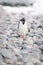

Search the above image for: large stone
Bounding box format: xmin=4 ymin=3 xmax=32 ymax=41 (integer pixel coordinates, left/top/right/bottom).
xmin=40 ymin=54 xmax=43 ymax=62
xmin=0 ymin=55 xmax=3 ymax=61
xmin=34 ymin=41 xmax=43 ymax=51
xmin=0 ymin=62 xmax=7 ymax=65
xmin=0 ymin=48 xmax=15 ymax=58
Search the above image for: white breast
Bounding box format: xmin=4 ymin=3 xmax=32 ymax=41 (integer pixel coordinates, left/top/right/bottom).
xmin=18 ymin=21 xmax=28 ymax=35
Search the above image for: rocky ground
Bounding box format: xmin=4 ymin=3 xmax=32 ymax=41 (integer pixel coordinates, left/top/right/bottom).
xmin=0 ymin=10 xmax=43 ymax=65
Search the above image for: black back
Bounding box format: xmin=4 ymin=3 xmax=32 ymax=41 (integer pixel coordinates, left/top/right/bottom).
xmin=20 ymin=18 xmax=25 ymax=24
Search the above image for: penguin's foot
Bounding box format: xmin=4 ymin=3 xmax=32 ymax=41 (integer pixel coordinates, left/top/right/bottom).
xmin=21 ymin=34 xmax=26 ymax=40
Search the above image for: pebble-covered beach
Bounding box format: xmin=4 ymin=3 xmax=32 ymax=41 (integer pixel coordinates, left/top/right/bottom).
xmin=0 ymin=6 xmax=43 ymax=65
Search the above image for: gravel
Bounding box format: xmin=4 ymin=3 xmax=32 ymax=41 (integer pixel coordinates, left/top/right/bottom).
xmin=0 ymin=7 xmax=43 ymax=65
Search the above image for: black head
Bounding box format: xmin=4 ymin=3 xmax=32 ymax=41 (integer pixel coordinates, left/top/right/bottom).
xmin=20 ymin=18 xmax=25 ymax=24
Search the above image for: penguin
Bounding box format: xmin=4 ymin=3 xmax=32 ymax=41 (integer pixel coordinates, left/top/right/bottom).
xmin=18 ymin=18 xmax=28 ymax=39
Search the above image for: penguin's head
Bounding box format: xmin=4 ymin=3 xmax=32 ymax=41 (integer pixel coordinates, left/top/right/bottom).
xmin=20 ymin=18 xmax=25 ymax=25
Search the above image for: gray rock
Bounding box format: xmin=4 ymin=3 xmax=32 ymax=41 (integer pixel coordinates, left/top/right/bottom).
xmin=0 ymin=48 xmax=17 ymax=64
xmin=0 ymin=55 xmax=3 ymax=61
xmin=0 ymin=62 xmax=7 ymax=65
xmin=11 ymin=63 xmax=17 ymax=65
xmin=40 ymin=54 xmax=43 ymax=62
xmin=26 ymin=62 xmax=34 ymax=65
xmin=41 ymin=63 xmax=43 ymax=65
xmin=34 ymin=41 xmax=43 ymax=46
xmin=0 ymin=48 xmax=15 ymax=59
xmin=34 ymin=62 xmax=41 ymax=65
xmin=34 ymin=41 xmax=43 ymax=51
xmin=20 ymin=46 xmax=41 ymax=63
xmin=4 ymin=57 xmax=17 ymax=64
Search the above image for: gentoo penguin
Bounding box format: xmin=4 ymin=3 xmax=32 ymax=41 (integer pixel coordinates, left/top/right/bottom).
xmin=18 ymin=18 xmax=28 ymax=39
